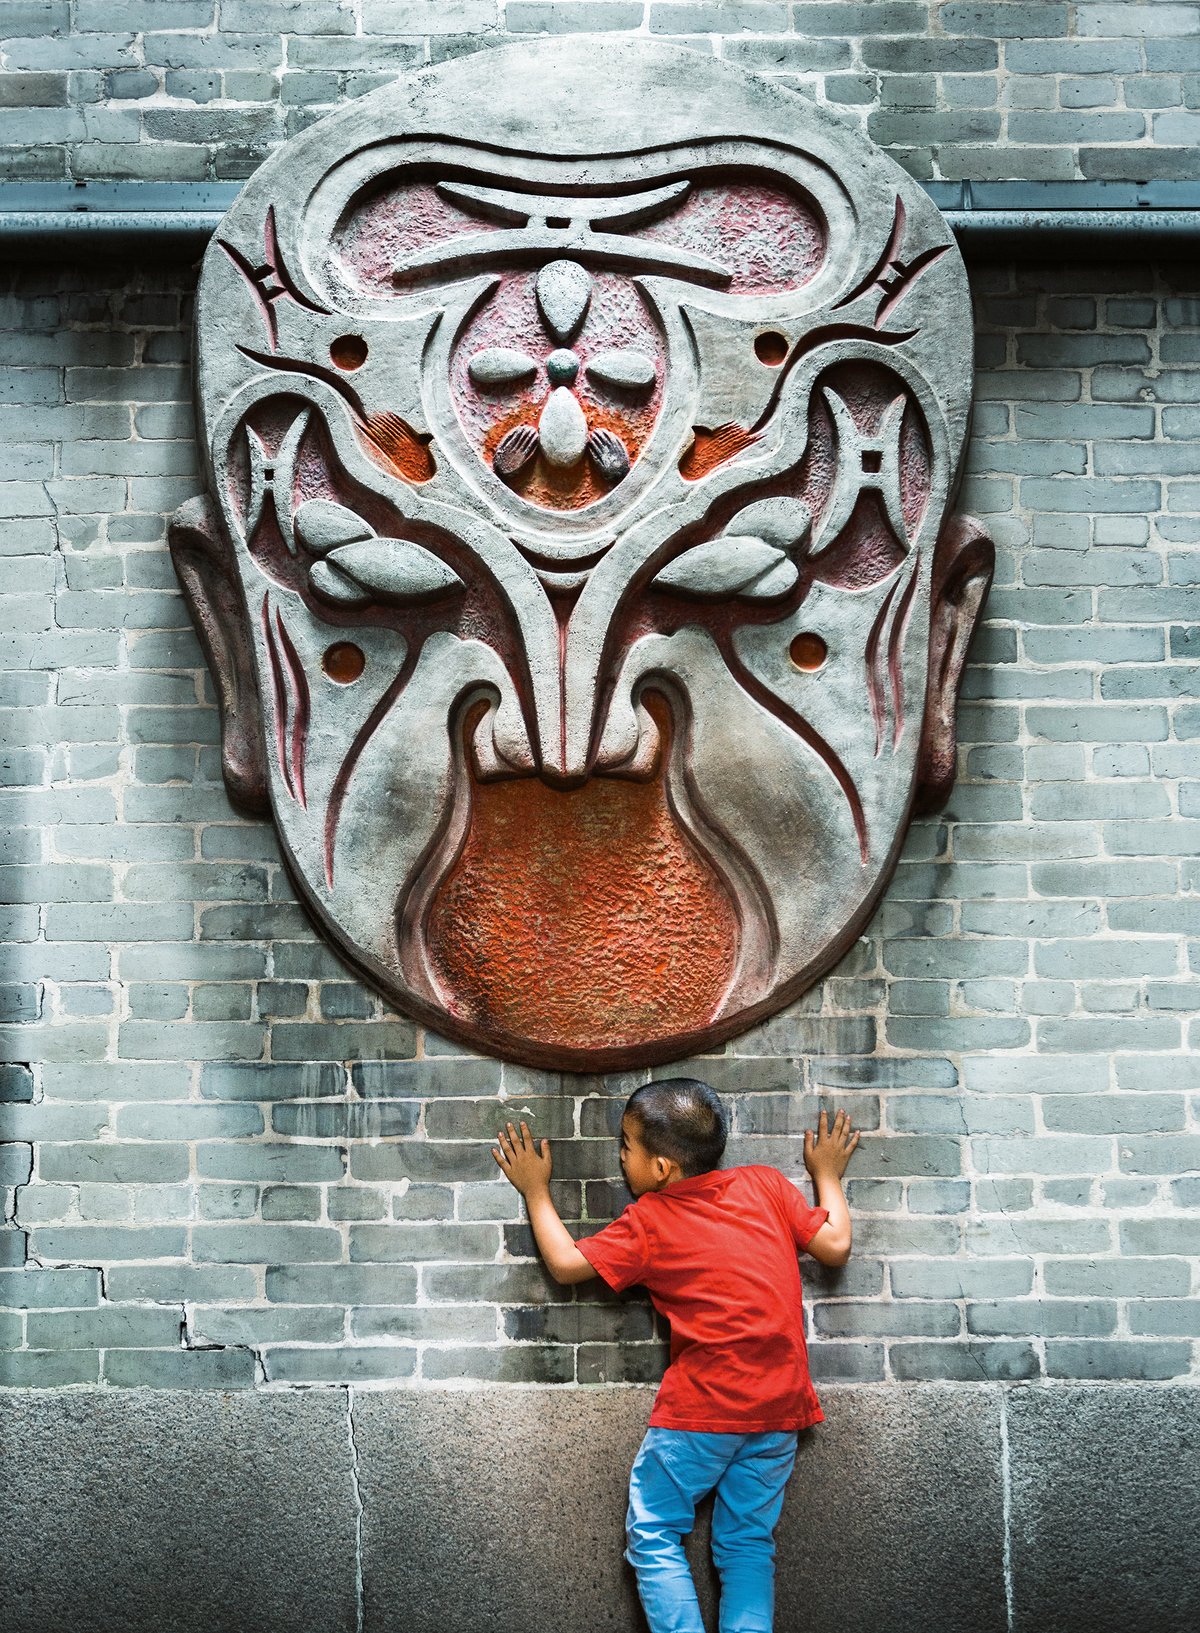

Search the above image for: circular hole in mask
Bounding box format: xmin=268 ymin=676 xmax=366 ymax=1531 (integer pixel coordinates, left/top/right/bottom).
xmin=789 ymin=632 xmax=827 ymax=672
xmin=754 ymin=330 xmax=788 ymax=367
xmin=330 ymin=334 xmax=369 ymax=371
xmin=322 ymin=642 xmax=366 ymax=683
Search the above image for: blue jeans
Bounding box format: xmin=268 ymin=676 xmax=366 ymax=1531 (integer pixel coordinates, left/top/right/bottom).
xmin=625 ymin=1427 xmax=798 ymax=1633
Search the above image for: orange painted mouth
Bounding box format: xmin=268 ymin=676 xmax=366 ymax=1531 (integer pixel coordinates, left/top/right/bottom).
xmin=424 ymin=700 xmax=739 ymax=1053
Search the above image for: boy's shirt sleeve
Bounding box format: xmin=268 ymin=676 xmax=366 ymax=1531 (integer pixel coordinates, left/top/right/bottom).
xmin=575 ymin=1204 xmax=651 ymax=1291
xmin=771 ymin=1169 xmax=829 ymax=1249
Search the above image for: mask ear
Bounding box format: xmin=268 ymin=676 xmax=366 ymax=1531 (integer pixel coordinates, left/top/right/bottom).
xmin=169 ymin=495 xmax=270 ymax=815
xmin=914 ymin=512 xmax=995 ymax=815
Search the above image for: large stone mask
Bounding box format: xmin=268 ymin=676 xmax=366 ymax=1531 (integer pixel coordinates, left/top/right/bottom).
xmin=172 ymin=38 xmax=992 ymax=1070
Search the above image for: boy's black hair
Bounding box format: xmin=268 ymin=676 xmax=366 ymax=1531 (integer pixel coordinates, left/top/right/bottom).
xmin=624 ymin=1078 xmax=728 ymax=1177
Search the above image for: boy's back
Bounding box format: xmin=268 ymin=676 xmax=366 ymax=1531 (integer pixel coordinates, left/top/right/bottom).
xmin=579 ymin=1164 xmax=829 ymax=1432
xmin=492 ymin=1083 xmax=859 ymax=1633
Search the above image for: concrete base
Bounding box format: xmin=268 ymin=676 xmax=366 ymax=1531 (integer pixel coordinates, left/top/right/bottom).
xmin=1008 ymin=1388 xmax=1200 ymax=1633
xmin=0 ymin=1390 xmax=358 ymax=1633
xmin=1 ymin=1386 xmax=1196 ymax=1633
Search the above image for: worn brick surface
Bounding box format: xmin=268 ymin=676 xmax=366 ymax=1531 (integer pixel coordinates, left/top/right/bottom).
xmin=0 ymin=1 xmax=1198 ymax=1396
xmin=0 ymin=2 xmax=1198 ymax=183
xmin=0 ymin=253 xmax=1196 ymax=1390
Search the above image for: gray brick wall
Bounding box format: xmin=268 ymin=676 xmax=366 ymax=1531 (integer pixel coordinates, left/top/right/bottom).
xmin=0 ymin=253 xmax=1197 ymax=1390
xmin=1 ymin=2 xmax=1199 ymax=185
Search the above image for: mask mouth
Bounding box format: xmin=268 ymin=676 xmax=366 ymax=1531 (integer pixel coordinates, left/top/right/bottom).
xmin=411 ymin=694 xmax=745 ymax=1055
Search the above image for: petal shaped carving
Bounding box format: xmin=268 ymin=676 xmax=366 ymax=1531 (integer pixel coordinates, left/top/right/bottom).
xmin=309 ymin=558 xmax=373 ymax=605
xmin=294 ymin=499 xmax=374 ymax=557
xmin=536 ymin=259 xmax=592 ymax=343
xmin=468 ymin=347 xmax=539 ymax=387
xmin=494 ymin=424 xmax=540 ymax=478
xmin=325 ymin=538 xmax=464 ymax=601
xmin=652 ymin=535 xmax=790 ymax=598
xmin=585 ymin=348 xmax=656 ymax=391
xmin=538 ymin=387 xmax=589 ymax=467
xmin=587 ymin=426 xmax=631 ymax=484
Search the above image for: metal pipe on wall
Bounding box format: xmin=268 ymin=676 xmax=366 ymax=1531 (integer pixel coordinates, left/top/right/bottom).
xmin=0 ymin=181 xmax=1198 ymax=257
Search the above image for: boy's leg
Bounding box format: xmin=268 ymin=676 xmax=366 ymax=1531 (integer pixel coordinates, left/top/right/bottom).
xmin=709 ymin=1431 xmax=798 ymax=1633
xmin=625 ymin=1428 xmax=736 ymax=1633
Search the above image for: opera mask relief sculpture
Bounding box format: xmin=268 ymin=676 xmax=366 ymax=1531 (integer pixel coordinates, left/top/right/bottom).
xmin=171 ymin=39 xmax=992 ymax=1070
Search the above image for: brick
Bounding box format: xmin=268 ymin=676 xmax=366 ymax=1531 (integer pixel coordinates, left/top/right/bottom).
xmin=0 ymin=1268 xmax=102 ymax=1308
xmin=890 ymin=1261 xmax=1033 ymax=1300
xmin=106 ymin=1265 xmax=258 ymax=1303
xmin=813 ymin=1301 xmax=961 ymax=1338
xmin=422 ymin=1344 xmax=575 ymax=1384
xmin=1118 ymin=1136 xmax=1200 ymax=1175
xmin=1119 ymin=1220 xmax=1199 ymax=1255
xmin=0 ymin=1350 xmax=101 ymax=1386
xmin=1127 ymin=1301 xmax=1200 ymax=1337
xmin=506 ymin=2 xmax=643 ymax=30
xmin=38 ymin=1144 xmax=190 ymax=1183
xmin=889 ymin=1341 xmax=1038 ymax=1381
xmin=27 ymin=1305 xmax=183 ymax=1349
xmin=114 ymin=1104 xmax=264 ymax=1140
xmin=269 ymin=1022 xmax=417 ymax=1061
xmin=193 ymin=1225 xmax=343 ymax=1263
xmin=967 ymin=1300 xmax=1117 ymax=1338
xmin=348 ymin=1223 xmax=501 ymax=1262
xmin=102 ymin=1346 xmax=256 ymax=1387
xmin=201 ymin=1062 xmax=347 ymax=1100
xmin=265 ymin=1264 xmax=419 ymax=1304
xmin=1044 ymin=1340 xmax=1192 ymax=1380
xmin=196 ymin=1144 xmax=344 ymax=1182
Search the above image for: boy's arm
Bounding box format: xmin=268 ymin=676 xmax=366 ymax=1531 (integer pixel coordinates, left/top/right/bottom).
xmin=493 ymin=1121 xmax=598 ymax=1285
xmin=803 ymin=1108 xmax=858 ymax=1267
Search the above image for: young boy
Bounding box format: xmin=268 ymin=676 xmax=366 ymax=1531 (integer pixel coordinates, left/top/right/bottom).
xmin=493 ymin=1077 xmax=859 ymax=1633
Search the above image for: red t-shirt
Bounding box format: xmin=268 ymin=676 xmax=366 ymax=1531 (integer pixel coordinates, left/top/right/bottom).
xmin=577 ymin=1164 xmax=829 ymax=1433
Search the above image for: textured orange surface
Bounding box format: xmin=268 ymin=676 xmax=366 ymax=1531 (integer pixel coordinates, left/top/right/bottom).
xmin=425 ymin=752 xmax=739 ymax=1053
xmin=361 ymin=412 xmax=436 ymax=482
xmin=679 ymin=422 xmax=761 ymax=481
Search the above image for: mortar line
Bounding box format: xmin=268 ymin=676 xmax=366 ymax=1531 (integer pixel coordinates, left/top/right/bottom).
xmin=1000 ymin=1389 xmax=1014 ymax=1633
xmin=348 ymin=1384 xmax=364 ymax=1633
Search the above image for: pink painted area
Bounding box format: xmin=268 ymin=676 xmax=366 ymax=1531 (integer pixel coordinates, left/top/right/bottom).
xmin=334 ymin=178 xmax=503 ymax=296
xmin=450 ymin=268 xmax=666 ymax=511
xmin=450 ymin=267 xmax=666 ymax=509
xmin=799 ymin=362 xmax=931 ymax=590
xmin=633 ymin=174 xmax=826 ymax=294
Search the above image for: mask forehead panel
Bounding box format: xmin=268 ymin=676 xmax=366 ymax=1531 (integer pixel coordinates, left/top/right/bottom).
xmin=172 ymin=37 xmax=991 ymax=1071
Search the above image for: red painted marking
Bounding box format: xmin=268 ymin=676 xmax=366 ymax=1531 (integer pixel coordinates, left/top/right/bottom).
xmin=275 ymin=609 xmax=310 ymax=809
xmin=888 ymin=553 xmax=921 ymax=751
xmin=261 ymin=594 xmax=294 ymax=801
xmin=864 ymin=579 xmax=898 ymax=759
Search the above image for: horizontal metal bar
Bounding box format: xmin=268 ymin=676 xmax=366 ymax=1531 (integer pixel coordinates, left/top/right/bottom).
xmin=946 ymin=208 xmax=1200 ymax=254
xmin=0 ymin=181 xmax=1198 ymax=257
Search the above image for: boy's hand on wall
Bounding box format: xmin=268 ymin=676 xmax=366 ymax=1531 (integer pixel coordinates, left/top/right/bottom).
xmin=803 ymin=1109 xmax=860 ymax=1182
xmin=493 ymin=1120 xmax=553 ymax=1196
